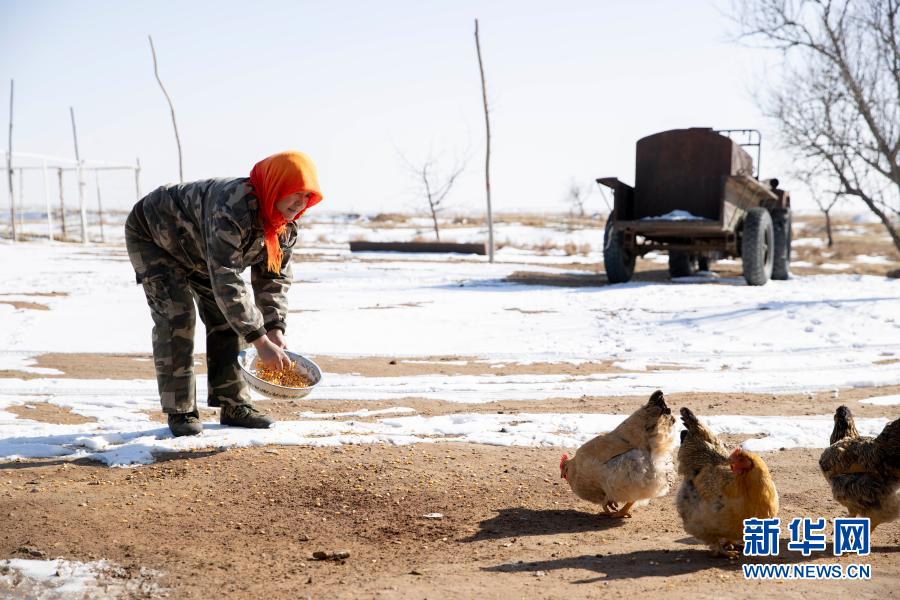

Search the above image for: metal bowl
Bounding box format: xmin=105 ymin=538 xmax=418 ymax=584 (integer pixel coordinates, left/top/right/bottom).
xmin=237 ymin=348 xmax=323 ymax=399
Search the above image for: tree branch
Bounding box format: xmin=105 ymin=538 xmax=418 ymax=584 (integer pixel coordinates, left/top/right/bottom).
xmin=148 ymin=35 xmax=184 ymax=183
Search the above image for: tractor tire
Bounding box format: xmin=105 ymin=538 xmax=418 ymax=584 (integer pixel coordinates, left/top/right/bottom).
xmin=771 ymin=208 xmax=792 ymax=280
xmin=698 ymin=256 xmax=711 ymax=272
xmin=603 ymin=213 xmax=635 ymax=284
xmin=741 ymin=207 xmax=774 ymax=286
xmin=668 ymin=251 xmax=697 ymax=278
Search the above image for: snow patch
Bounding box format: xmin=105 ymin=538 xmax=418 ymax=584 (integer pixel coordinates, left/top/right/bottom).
xmin=297 ymin=407 xmax=417 ymax=419
xmin=0 ymin=391 xmax=888 ymax=466
xmin=792 ymin=238 xmax=827 ymax=248
xmin=855 ymin=255 xmax=895 ymax=266
xmin=0 ymin=558 xmax=162 ymax=598
xmin=0 ymin=351 xmax=64 ymax=375
xmin=859 ymin=394 xmax=900 ymax=406
xmin=640 ymin=210 xmax=711 ymax=221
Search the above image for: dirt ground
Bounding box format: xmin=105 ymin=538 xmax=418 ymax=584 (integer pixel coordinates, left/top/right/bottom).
xmin=3 ymin=350 xmax=900 ymax=598
xmin=3 ymin=440 xmax=899 ymax=599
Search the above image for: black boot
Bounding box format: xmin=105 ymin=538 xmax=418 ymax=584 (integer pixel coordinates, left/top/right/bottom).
xmin=220 ymin=404 xmax=274 ymax=429
xmin=167 ymin=410 xmax=203 ymax=437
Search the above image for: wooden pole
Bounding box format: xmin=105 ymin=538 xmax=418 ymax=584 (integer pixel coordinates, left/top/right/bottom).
xmin=474 ymin=19 xmax=494 ymax=263
xmin=134 ymin=156 xmax=142 ymax=202
xmin=57 ymin=168 xmax=67 ymax=239
xmin=148 ymin=35 xmax=184 ymax=183
xmin=42 ymin=160 xmax=53 ymax=241
xmin=6 ymin=79 xmax=15 ymax=242
xmin=70 ymin=106 xmax=88 ymax=244
xmin=94 ymin=170 xmax=105 ymax=242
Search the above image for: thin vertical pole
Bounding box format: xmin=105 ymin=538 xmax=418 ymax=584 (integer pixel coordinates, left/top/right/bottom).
xmin=474 ymin=19 xmax=494 ymax=262
xmin=57 ymin=168 xmax=67 ymax=240
xmin=17 ymin=167 xmax=23 ymax=234
xmin=42 ymin=160 xmax=53 ymax=241
xmin=6 ymin=79 xmax=15 ymax=242
xmin=134 ymin=156 xmax=142 ymax=202
xmin=70 ymin=106 xmax=88 ymax=244
xmin=94 ymin=170 xmax=105 ymax=243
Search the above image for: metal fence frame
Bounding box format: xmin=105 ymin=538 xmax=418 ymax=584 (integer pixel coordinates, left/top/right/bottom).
xmin=3 ymin=151 xmax=141 ymax=243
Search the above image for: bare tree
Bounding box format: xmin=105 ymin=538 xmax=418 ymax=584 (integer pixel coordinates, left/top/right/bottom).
xmin=735 ymin=0 xmax=900 ymax=252
xmin=148 ymin=35 xmax=184 ymax=183
xmin=799 ymin=173 xmax=842 ymax=246
xmin=401 ymin=151 xmax=466 ymax=241
xmin=817 ymin=192 xmax=842 ymax=247
xmin=565 ymin=178 xmax=591 ymax=217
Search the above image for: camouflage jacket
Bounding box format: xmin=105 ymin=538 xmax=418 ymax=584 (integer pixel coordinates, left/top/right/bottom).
xmin=135 ymin=178 xmax=296 ymax=343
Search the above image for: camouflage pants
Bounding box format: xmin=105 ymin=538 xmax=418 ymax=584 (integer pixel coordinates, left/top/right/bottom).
xmin=125 ymin=207 xmax=252 ymax=414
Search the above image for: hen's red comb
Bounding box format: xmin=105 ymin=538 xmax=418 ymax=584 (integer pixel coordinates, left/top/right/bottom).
xmin=559 ymin=453 xmax=569 ymax=479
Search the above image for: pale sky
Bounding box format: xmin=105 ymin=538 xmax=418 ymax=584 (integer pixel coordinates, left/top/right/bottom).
xmin=1 ymin=0 xmax=810 ymax=215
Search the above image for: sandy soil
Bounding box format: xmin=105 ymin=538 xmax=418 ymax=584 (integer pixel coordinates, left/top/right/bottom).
xmin=0 ymin=353 xmax=197 ymax=381
xmin=0 ymin=300 xmax=49 ymax=311
xmin=0 ymin=292 xmax=70 ymax=298
xmin=6 ymin=402 xmax=96 ymax=425
xmin=0 ymin=351 xmax=631 ymax=380
xmin=2 ymin=442 xmax=898 ymax=599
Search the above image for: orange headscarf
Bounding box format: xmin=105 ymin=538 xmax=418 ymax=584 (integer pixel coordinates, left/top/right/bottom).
xmin=249 ymin=151 xmax=323 ymax=273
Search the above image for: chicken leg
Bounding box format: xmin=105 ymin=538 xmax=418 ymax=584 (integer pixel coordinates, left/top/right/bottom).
xmin=710 ymin=540 xmax=741 ymax=558
xmin=599 ymin=501 xmax=634 ymax=518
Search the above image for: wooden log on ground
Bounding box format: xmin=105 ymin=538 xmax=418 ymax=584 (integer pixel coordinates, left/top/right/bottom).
xmin=349 ymin=241 xmax=487 ymax=255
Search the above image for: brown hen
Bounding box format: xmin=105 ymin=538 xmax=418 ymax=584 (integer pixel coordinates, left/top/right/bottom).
xmin=676 ymin=407 xmax=779 ymax=556
xmin=819 ymin=406 xmax=900 ymax=530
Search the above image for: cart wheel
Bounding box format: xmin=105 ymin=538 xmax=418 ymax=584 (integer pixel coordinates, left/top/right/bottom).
xmin=741 ymin=207 xmax=774 ymax=286
xmin=771 ymin=208 xmax=792 ymax=280
xmin=603 ymin=212 xmax=635 ymax=283
xmin=668 ymin=251 xmax=697 ymax=278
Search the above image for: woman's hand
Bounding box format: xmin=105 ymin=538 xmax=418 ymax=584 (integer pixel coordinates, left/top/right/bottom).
xmin=252 ymin=336 xmax=289 ymax=371
xmin=266 ymin=329 xmax=287 ymax=349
